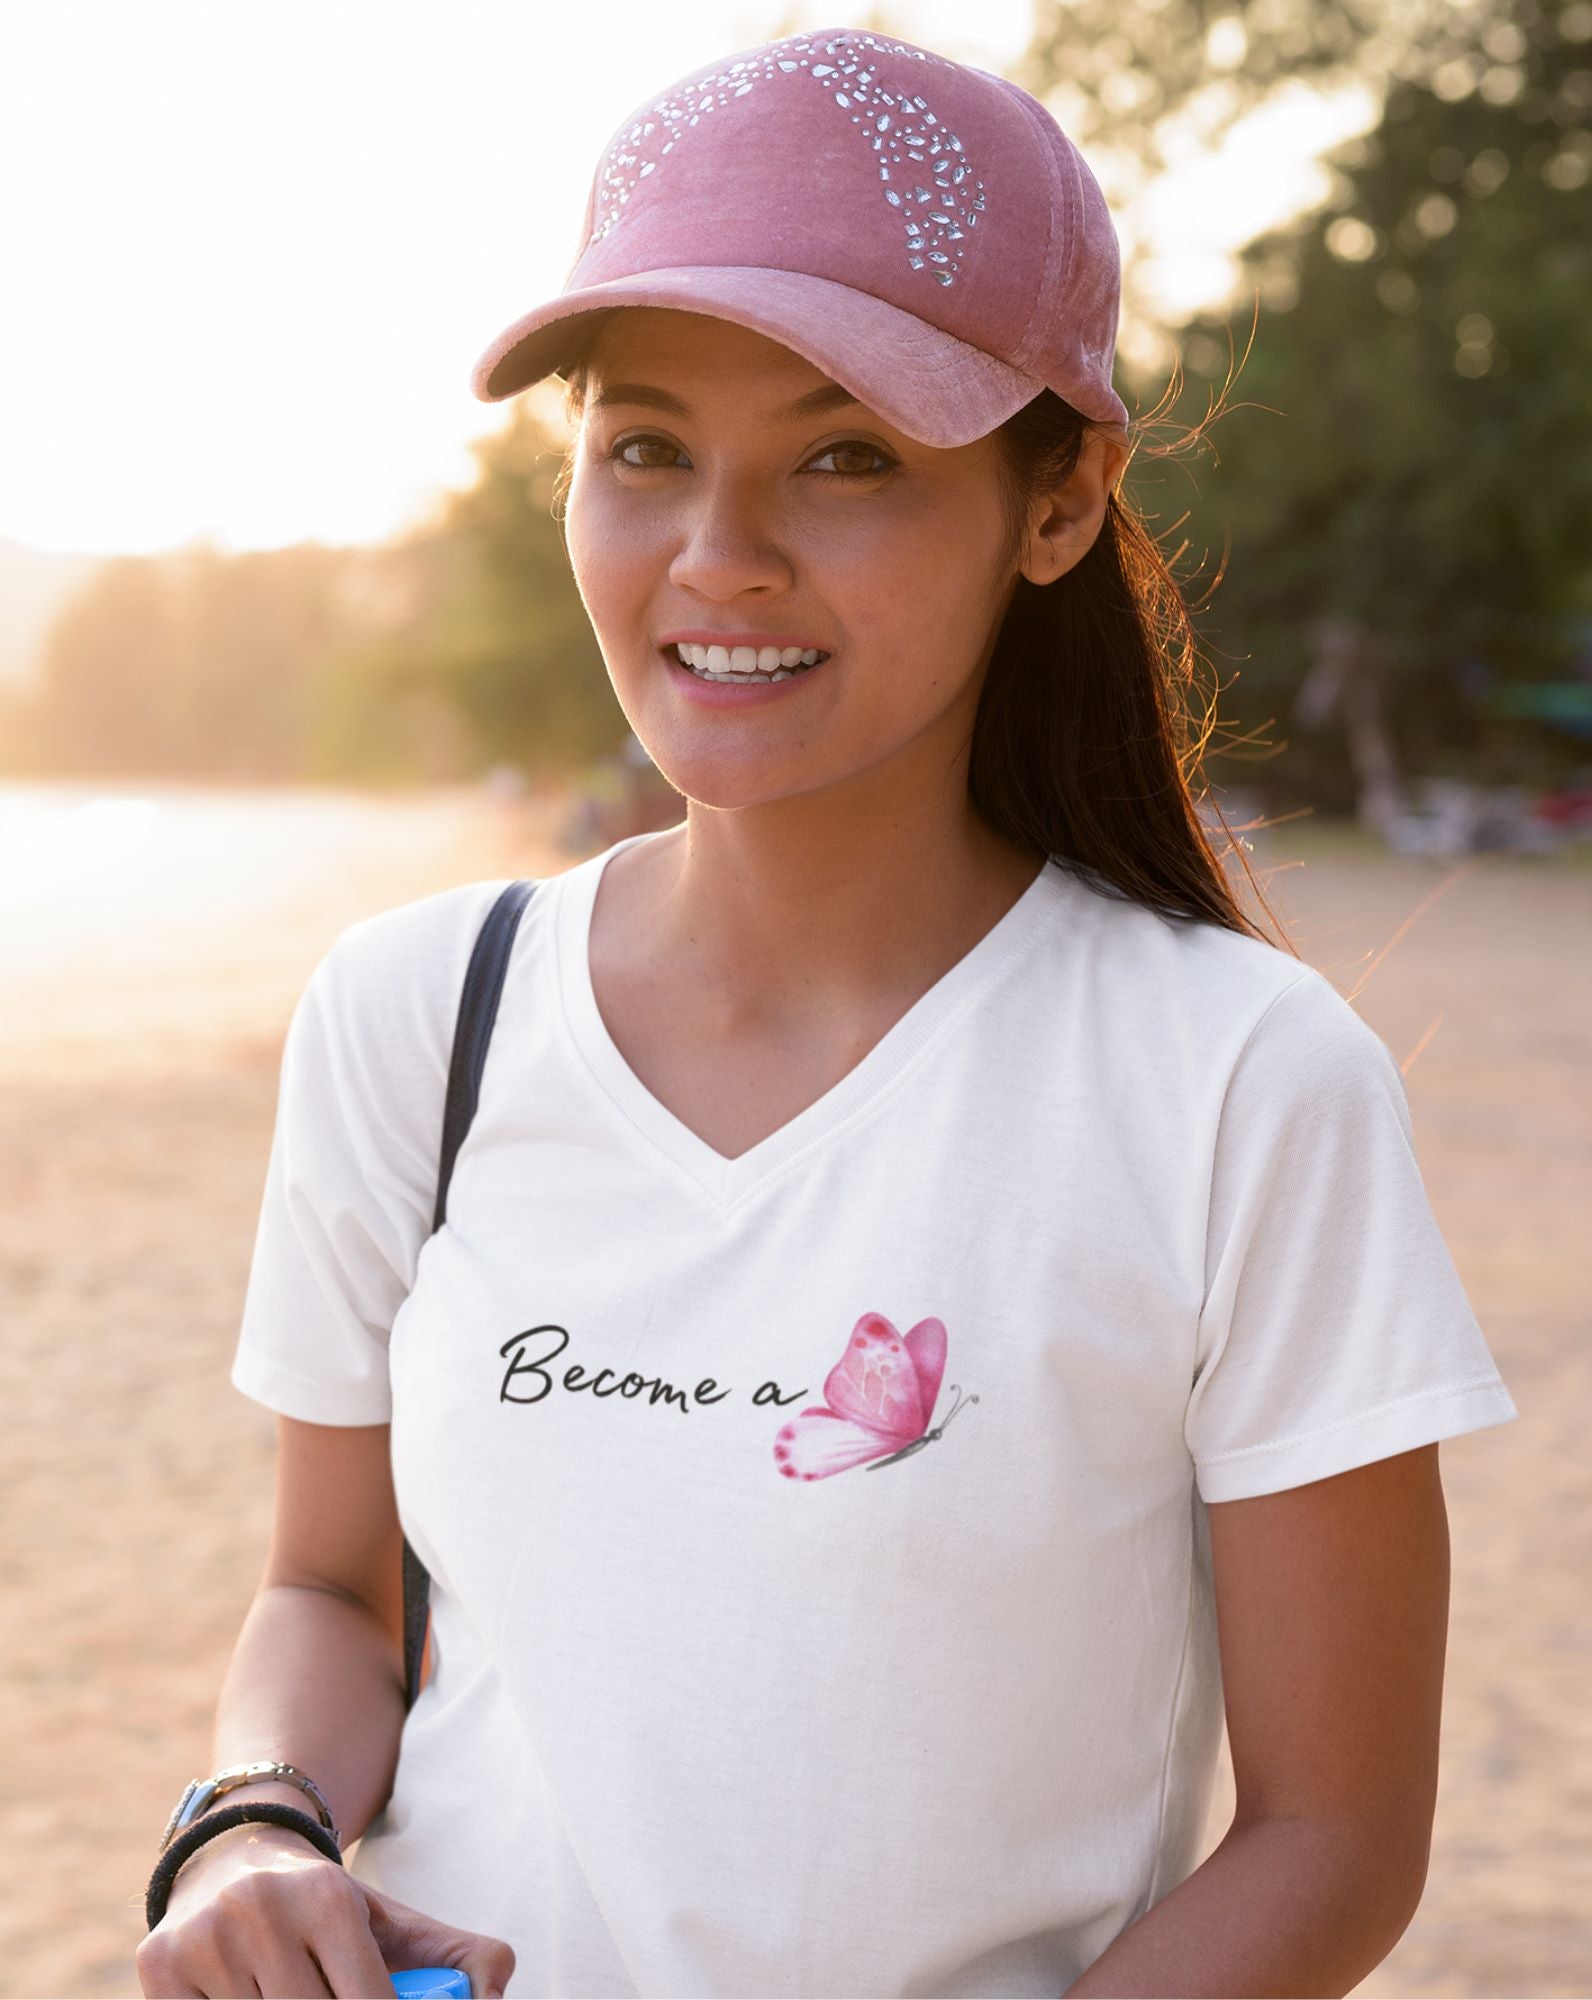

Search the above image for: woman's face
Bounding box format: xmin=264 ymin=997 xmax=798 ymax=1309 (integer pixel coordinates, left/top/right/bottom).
xmin=562 ymin=307 xmax=1101 ymax=818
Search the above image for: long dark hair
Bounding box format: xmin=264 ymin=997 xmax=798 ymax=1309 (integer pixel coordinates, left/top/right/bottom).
xmin=982 ymin=384 xmax=1291 ymax=950
xmin=556 ymin=355 xmax=1291 ymax=954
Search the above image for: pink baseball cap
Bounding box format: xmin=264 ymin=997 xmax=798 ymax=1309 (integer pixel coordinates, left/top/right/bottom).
xmin=468 ymin=24 xmax=1129 ymax=448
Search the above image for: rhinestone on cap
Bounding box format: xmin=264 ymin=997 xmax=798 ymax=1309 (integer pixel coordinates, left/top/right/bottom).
xmin=589 ymin=31 xmax=987 ymax=289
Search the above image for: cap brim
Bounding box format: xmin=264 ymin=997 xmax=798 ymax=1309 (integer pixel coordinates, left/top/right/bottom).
xmin=468 ymin=266 xmax=1052 ymax=449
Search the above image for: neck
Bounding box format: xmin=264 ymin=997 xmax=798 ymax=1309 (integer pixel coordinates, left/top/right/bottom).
xmin=617 ymin=783 xmax=1042 ymax=1019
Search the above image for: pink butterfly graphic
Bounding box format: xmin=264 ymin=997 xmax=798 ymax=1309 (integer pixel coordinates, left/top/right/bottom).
xmin=772 ymin=1311 xmax=979 ymax=1481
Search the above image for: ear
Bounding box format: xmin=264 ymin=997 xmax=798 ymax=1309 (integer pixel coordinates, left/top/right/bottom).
xmin=1017 ymin=427 xmax=1131 ymax=588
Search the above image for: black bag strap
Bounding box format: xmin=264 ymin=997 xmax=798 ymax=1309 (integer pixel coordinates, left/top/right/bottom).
xmin=402 ymin=876 xmax=539 ymax=1711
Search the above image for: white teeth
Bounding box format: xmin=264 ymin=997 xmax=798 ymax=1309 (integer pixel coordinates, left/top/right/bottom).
xmin=671 ymin=641 xmax=828 ymax=683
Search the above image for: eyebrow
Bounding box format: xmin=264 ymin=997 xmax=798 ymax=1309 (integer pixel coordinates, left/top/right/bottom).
xmin=587 ymin=380 xmax=866 ymax=422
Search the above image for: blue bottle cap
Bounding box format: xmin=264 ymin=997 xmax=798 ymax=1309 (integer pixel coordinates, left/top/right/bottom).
xmin=391 ymin=1969 xmax=473 ymax=1998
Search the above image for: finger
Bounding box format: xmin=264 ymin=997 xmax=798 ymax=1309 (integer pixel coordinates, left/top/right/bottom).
xmin=133 ymin=1937 xmax=207 ymax=1999
xmin=252 ymin=1947 xmax=333 ymax=1999
xmin=308 ymin=1930 xmax=400 ymax=2000
xmin=359 ymin=1889 xmax=514 ymax=1997
xmin=134 ymin=1965 xmax=206 ymax=2000
xmin=462 ymin=1940 xmax=517 ymax=1998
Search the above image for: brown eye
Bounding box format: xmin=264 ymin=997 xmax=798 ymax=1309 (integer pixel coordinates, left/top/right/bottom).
xmin=607 ymin=433 xmax=680 ymax=470
xmin=807 ymin=440 xmax=896 ymax=479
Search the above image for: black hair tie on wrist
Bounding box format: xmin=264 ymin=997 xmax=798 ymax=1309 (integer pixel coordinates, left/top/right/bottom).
xmin=146 ymin=1801 xmax=344 ymax=1932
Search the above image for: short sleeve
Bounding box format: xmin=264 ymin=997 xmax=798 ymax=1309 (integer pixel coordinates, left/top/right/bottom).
xmin=229 ymin=882 xmax=511 ymax=1426
xmin=1186 ymin=967 xmax=1519 ymax=1502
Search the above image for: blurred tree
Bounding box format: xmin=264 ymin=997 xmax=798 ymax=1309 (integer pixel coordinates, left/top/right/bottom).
xmin=1144 ymin=0 xmax=1592 ymax=798
xmin=31 ymin=541 xmax=370 ymax=780
xmin=1023 ymin=0 xmax=1464 ymax=154
xmin=1014 ymin=0 xmax=1558 ymax=344
xmin=370 ymin=383 xmax=623 ymax=779
xmin=20 ymin=388 xmax=620 ymax=784
xmin=33 ymin=557 xmax=178 ymax=775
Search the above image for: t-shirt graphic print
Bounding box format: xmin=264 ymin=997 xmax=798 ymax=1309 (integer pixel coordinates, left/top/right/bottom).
xmin=505 ymin=1306 xmax=978 ymax=1479
xmin=230 ymin=828 xmax=1519 ymax=1999
xmin=773 ymin=1311 xmax=977 ymax=1476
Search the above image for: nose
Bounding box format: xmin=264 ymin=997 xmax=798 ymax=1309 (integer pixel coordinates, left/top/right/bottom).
xmin=667 ymin=473 xmax=795 ymax=600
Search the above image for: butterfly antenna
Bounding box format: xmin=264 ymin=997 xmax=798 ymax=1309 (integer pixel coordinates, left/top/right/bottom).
xmin=936 ymin=1382 xmax=980 ymax=1432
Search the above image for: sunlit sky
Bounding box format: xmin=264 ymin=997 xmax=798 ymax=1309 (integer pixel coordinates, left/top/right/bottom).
xmin=1 ymin=0 xmax=1374 ymax=557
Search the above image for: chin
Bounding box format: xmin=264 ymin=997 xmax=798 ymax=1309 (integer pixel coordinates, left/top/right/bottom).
xmin=640 ymin=741 xmax=833 ymax=816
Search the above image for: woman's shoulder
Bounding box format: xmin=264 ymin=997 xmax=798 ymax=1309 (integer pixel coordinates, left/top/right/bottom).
xmin=296 ymin=875 xmax=539 ymax=1062
xmin=328 ymin=874 xmax=534 ymax=976
xmin=1036 ymin=857 xmax=1379 ymax=1070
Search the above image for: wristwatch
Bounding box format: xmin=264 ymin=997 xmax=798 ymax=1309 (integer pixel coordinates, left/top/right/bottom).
xmin=157 ymin=1760 xmax=341 ymax=1855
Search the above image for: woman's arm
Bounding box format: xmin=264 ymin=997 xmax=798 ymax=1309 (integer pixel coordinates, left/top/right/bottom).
xmin=194 ymin=1581 xmax=408 ymax=1848
xmin=140 ymin=1417 xmax=525 ymax=1999
xmin=1066 ymin=1443 xmax=1449 ymax=1998
xmin=182 ymin=1415 xmax=410 ymax=1859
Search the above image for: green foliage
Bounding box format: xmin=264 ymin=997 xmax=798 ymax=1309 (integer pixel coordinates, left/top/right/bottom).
xmin=1141 ymin=0 xmax=1592 ymax=786
xmin=1014 ymin=0 xmax=1513 ymax=346
xmin=390 ymin=391 xmax=624 ymax=776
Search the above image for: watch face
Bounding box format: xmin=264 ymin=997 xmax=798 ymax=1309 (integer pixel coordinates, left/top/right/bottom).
xmin=157 ymin=1784 xmax=211 ymax=1856
xmin=158 ymin=1780 xmax=201 ymax=1854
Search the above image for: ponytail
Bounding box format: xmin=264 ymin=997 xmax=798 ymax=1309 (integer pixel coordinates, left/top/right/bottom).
xmin=979 ymin=385 xmax=1293 ymax=952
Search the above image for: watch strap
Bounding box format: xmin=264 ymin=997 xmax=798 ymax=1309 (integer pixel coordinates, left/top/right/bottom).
xmin=159 ymin=1760 xmax=340 ymax=1854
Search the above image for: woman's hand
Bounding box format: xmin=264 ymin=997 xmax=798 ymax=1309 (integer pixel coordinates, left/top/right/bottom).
xmin=136 ymin=1823 xmax=516 ymax=1999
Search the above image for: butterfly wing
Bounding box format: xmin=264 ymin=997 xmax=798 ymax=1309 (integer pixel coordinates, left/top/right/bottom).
xmin=901 ymin=1317 xmax=948 ymax=1417
xmin=822 ymin=1312 xmax=928 ymax=1439
xmin=774 ymin=1406 xmax=905 ymax=1480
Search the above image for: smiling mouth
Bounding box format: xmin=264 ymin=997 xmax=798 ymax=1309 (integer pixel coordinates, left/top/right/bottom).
xmin=667 ymin=641 xmax=831 ymax=684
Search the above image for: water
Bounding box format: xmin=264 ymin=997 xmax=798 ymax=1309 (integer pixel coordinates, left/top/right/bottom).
xmin=0 ymin=782 xmax=164 ymax=909
xmin=0 ymin=779 xmax=522 ymax=1061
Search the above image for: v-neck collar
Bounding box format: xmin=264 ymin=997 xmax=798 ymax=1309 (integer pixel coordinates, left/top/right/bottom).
xmin=554 ymin=828 xmax=1056 ymax=1209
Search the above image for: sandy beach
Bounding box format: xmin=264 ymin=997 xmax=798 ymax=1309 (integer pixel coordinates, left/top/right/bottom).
xmin=1 ymin=781 xmax=1585 ymax=1997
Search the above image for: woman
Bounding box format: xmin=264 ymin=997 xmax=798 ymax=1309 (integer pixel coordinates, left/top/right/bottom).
xmin=139 ymin=26 xmax=1518 ymax=2000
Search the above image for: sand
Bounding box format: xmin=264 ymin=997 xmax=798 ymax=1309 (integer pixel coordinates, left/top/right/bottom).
xmin=1 ymin=783 xmax=1584 ymax=1998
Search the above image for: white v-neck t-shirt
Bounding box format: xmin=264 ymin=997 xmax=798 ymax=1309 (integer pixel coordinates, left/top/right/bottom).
xmin=230 ymin=829 xmax=1518 ymax=1999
